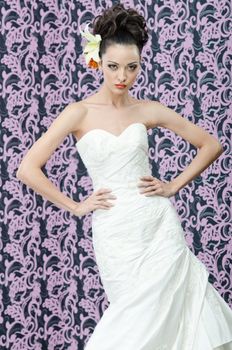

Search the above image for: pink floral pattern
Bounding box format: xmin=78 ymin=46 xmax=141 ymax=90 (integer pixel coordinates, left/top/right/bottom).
xmin=0 ymin=0 xmax=231 ymax=349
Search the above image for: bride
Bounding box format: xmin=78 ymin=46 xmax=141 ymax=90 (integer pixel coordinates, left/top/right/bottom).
xmin=16 ymin=3 xmax=232 ymax=350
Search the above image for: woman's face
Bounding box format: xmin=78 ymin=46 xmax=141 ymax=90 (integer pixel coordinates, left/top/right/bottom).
xmin=99 ymin=43 xmax=141 ymax=92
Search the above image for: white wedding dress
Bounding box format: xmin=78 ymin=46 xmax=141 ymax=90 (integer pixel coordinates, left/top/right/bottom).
xmin=76 ymin=122 xmax=232 ymax=350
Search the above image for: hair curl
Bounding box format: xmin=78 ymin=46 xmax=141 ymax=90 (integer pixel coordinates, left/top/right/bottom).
xmin=92 ymin=3 xmax=149 ymax=60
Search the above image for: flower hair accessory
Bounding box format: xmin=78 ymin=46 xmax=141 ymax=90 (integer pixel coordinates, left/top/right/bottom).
xmin=79 ymin=22 xmax=102 ymax=69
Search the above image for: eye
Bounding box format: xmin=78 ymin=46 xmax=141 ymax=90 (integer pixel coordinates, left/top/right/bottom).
xmin=128 ymin=65 xmax=137 ymax=71
xmin=108 ymin=64 xmax=138 ymax=71
xmin=108 ymin=64 xmax=117 ymax=70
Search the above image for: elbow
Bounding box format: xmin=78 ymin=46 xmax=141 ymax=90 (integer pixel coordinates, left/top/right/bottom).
xmin=208 ymin=140 xmax=224 ymax=158
xmin=16 ymin=157 xmax=27 ymax=180
xmin=16 ymin=166 xmax=26 ymax=181
xmin=16 ymin=162 xmax=31 ymax=181
xmin=200 ymin=139 xmax=224 ymax=158
xmin=16 ymin=162 xmax=42 ymax=182
xmin=215 ymin=142 xmax=224 ymax=156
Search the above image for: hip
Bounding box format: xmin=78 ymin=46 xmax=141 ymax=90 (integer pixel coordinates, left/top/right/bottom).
xmin=92 ymin=192 xmax=176 ymax=236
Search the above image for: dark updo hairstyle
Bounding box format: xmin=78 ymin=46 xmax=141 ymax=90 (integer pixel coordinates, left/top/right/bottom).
xmin=92 ymin=2 xmax=149 ymax=60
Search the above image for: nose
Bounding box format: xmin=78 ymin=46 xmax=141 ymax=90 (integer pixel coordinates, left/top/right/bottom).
xmin=118 ymin=69 xmax=127 ymax=82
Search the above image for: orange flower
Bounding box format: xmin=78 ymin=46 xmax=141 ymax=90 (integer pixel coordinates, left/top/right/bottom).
xmin=88 ymin=58 xmax=99 ymax=69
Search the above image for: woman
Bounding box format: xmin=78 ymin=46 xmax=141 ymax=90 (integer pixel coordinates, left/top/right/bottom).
xmin=17 ymin=3 xmax=232 ymax=350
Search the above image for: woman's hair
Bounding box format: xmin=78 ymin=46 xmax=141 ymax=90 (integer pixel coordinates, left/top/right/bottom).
xmin=92 ymin=3 xmax=149 ymax=60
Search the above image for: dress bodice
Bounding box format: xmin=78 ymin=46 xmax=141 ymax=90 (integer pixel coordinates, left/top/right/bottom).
xmin=75 ymin=123 xmax=152 ymax=191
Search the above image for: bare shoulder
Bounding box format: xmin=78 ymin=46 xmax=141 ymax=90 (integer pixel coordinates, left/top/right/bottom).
xmin=139 ymin=99 xmax=188 ymax=129
xmin=140 ymin=99 xmax=222 ymax=150
xmin=16 ymin=101 xmax=88 ymax=171
xmin=57 ymin=101 xmax=90 ymax=138
xmin=137 ymin=99 xmax=161 ymax=128
xmin=63 ymin=101 xmax=87 ymax=126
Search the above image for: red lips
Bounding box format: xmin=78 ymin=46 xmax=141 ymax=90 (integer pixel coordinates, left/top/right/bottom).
xmin=115 ymin=84 xmax=127 ymax=88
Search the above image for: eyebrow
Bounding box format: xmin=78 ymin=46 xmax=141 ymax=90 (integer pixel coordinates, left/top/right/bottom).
xmin=107 ymin=61 xmax=138 ymax=65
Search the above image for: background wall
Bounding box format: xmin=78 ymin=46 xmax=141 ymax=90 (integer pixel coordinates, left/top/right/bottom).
xmin=0 ymin=0 xmax=231 ymax=349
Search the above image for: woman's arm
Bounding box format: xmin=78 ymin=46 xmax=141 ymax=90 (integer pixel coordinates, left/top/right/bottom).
xmin=16 ymin=102 xmax=86 ymax=215
xmin=145 ymin=101 xmax=224 ymax=194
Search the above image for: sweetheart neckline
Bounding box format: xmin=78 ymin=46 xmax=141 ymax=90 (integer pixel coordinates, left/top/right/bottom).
xmin=75 ymin=122 xmax=148 ymax=146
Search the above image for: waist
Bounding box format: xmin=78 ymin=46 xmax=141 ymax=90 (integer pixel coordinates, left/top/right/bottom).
xmin=94 ymin=179 xmax=140 ymax=191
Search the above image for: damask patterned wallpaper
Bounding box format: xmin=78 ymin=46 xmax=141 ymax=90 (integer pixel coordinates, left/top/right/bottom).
xmin=0 ymin=0 xmax=231 ymax=349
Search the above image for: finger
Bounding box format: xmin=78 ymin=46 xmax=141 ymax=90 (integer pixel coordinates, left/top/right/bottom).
xmin=96 ymin=188 xmax=112 ymax=194
xmin=96 ymin=201 xmax=114 ymax=209
xmin=140 ymin=184 xmax=160 ymax=192
xmin=139 ymin=185 xmax=153 ymax=192
xmin=96 ymin=196 xmax=116 ymax=205
xmin=138 ymin=178 xmax=160 ymax=187
xmin=103 ymin=203 xmax=115 ymax=207
xmin=105 ymin=201 xmax=115 ymax=207
xmin=140 ymin=176 xmax=154 ymax=181
xmin=138 ymin=181 xmax=154 ymax=188
xmin=96 ymin=193 xmax=117 ymax=199
xmin=144 ymin=188 xmax=163 ymax=196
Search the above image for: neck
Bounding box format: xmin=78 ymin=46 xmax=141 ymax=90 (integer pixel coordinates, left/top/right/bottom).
xmin=96 ymin=83 xmax=133 ymax=109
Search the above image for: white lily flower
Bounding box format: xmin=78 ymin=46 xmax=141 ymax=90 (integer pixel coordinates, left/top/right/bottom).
xmin=79 ymin=22 xmax=102 ymax=68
